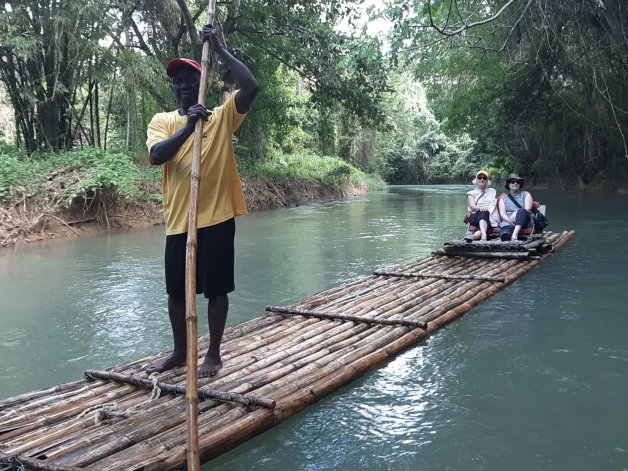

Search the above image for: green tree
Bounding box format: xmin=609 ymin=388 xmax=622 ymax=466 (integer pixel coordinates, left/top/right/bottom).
xmin=378 ymin=0 xmax=628 ymax=188
xmin=1 ymin=0 xmax=391 ymax=163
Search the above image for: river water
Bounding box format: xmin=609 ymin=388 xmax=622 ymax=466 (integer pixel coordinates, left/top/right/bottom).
xmin=0 ymin=186 xmax=627 ymax=470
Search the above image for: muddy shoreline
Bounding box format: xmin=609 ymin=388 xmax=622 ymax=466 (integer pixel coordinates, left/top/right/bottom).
xmin=0 ymin=177 xmax=366 ymax=250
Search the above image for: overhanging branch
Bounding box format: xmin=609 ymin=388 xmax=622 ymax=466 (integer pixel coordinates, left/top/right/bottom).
xmin=175 ymin=0 xmax=201 ymax=44
xmin=129 ymin=17 xmax=156 ymax=58
xmin=499 ymin=0 xmax=534 ymax=52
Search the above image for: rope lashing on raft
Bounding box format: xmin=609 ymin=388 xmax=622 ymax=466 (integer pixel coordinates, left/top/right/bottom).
xmin=78 ymin=373 xmax=161 ymax=425
xmin=84 ymin=369 xmax=277 ymax=409
xmin=0 ymin=452 xmax=84 ymax=471
xmin=0 ymin=456 xmax=26 ymax=471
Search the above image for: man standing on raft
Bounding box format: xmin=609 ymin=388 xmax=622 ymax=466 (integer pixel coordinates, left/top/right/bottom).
xmin=145 ymin=25 xmax=259 ymax=377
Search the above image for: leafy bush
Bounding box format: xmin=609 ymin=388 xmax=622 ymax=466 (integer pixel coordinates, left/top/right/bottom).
xmin=0 ymin=153 xmax=29 ymax=200
xmin=0 ymin=146 xmax=162 ymax=203
xmin=242 ymin=151 xmax=385 ymax=190
xmin=361 ymin=173 xmax=387 ymax=191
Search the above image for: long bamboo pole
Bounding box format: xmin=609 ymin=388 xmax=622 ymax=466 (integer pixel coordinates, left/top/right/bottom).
xmin=185 ymin=1 xmax=217 ymax=469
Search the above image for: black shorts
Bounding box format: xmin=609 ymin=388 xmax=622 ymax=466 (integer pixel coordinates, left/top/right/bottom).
xmin=468 ymin=210 xmax=492 ymax=228
xmin=165 ymin=218 xmax=235 ymax=300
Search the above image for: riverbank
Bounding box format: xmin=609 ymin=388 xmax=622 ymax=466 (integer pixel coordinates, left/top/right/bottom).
xmin=0 ymin=149 xmax=384 ymax=249
xmin=0 ymin=177 xmax=369 ymax=248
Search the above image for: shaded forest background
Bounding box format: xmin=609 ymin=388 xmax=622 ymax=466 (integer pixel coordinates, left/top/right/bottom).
xmin=1 ymin=0 xmax=627 ymax=190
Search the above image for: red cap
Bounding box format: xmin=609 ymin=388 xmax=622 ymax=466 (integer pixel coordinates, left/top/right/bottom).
xmin=166 ymin=58 xmax=201 ymax=78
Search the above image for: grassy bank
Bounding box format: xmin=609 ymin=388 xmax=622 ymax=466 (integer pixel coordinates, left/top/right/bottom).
xmin=0 ymin=146 xmax=385 ymax=248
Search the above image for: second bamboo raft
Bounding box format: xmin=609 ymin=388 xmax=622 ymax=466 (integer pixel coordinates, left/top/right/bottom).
xmin=0 ymin=231 xmax=575 ymax=471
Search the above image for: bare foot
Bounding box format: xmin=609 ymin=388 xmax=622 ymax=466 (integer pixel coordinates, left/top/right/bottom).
xmin=465 ymin=231 xmax=481 ymax=242
xmin=198 ymin=354 xmax=223 ymax=378
xmin=146 ymin=353 xmax=186 ymax=374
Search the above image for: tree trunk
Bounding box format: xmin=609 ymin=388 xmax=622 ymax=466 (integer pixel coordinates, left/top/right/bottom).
xmin=175 ymin=0 xmax=201 ymax=44
xmin=89 ymin=78 xmax=95 ymax=147
xmin=59 ymin=29 xmax=73 ymax=149
xmin=72 ymin=80 xmax=95 ymax=143
xmin=141 ymin=89 xmax=148 ymax=135
xmin=94 ymin=80 xmax=101 ymax=148
xmin=104 ymin=84 xmax=114 ymax=151
xmin=125 ymin=27 xmax=134 ymax=150
xmin=126 ymin=91 xmax=134 ymax=150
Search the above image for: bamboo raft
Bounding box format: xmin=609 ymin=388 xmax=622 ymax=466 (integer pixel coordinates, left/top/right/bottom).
xmin=0 ymin=230 xmax=574 ymax=471
xmin=436 ymin=233 xmax=555 ymax=260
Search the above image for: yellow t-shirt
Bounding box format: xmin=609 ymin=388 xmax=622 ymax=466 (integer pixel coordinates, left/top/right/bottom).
xmin=146 ymin=91 xmax=248 ymax=235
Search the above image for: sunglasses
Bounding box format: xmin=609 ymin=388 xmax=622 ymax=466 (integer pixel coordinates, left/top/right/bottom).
xmin=477 ymin=176 xmax=488 ymax=180
xmin=509 ymin=181 xmax=521 ymax=185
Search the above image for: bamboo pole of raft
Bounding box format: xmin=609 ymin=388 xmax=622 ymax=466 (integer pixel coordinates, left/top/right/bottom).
xmin=2 ymin=274 xmax=450 ymax=448
xmin=373 ymin=270 xmax=506 ymax=282
xmin=47 ymin=323 xmax=383 ymax=466
xmin=185 ymin=1 xmax=217 ymax=469
xmin=84 ymin=370 xmax=276 ymax=409
xmin=0 ymin=314 xmax=468 ymax=450
xmin=265 ymin=306 xmax=428 ymax=328
xmin=432 ymin=249 xmax=536 ymax=260
xmin=60 ymin=326 xmax=386 ymax=469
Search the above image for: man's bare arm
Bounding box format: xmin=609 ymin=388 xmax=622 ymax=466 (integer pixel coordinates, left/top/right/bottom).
xmin=201 ymin=25 xmax=260 ymax=114
xmin=150 ymin=104 xmax=209 ymax=165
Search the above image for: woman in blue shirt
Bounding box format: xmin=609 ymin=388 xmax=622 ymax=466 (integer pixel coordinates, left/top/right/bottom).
xmin=498 ymin=173 xmax=534 ymax=241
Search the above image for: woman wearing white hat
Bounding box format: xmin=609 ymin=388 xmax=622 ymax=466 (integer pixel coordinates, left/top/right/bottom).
xmin=465 ymin=170 xmax=498 ymax=241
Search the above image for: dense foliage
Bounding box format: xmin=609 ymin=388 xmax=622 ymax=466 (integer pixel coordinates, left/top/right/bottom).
xmin=0 ymin=0 xmax=388 ymax=155
xmin=381 ymin=0 xmax=628 ymax=188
